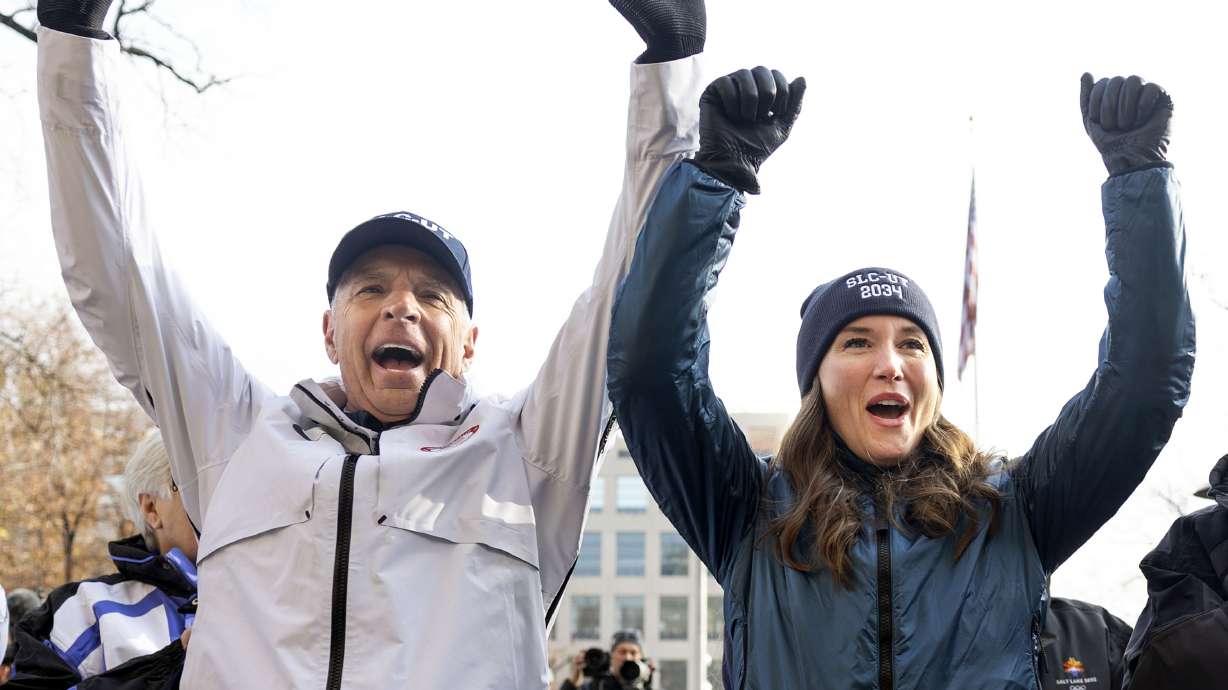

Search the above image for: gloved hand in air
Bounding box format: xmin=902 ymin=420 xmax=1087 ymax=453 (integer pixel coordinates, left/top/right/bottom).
xmin=38 ymin=0 xmax=114 ymax=40
xmin=1080 ymin=73 xmax=1173 ymax=176
xmin=608 ymin=0 xmax=705 ymax=64
xmin=691 ymin=66 xmax=806 ymax=194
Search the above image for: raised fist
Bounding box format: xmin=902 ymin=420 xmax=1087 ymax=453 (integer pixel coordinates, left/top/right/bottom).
xmin=692 ymin=66 xmax=806 ymax=194
xmin=38 ymin=0 xmax=115 ymax=40
xmin=609 ymin=0 xmax=705 ymax=64
xmin=1080 ymin=73 xmax=1173 ymax=176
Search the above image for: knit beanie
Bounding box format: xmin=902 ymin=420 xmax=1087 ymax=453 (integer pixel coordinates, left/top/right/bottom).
xmin=795 ymin=267 xmax=944 ymax=396
xmin=610 ymin=629 xmax=643 ymax=652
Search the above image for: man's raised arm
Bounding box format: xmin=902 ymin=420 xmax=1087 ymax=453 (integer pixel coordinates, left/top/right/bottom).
xmin=515 ymin=0 xmax=705 ymax=614
xmin=36 ymin=1 xmax=270 ymax=527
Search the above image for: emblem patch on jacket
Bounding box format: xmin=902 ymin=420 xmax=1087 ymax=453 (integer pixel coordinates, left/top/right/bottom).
xmin=1057 ymin=656 xmax=1100 ymax=685
xmin=421 ymin=425 xmax=479 ymax=452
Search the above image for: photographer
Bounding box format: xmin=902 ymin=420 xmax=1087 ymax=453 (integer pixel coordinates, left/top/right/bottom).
xmin=561 ymin=630 xmax=654 ymax=690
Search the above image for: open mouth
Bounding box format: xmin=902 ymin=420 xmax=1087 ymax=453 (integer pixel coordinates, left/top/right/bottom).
xmin=372 ymin=344 xmax=425 ymax=372
xmin=866 ymin=396 xmax=910 ymax=421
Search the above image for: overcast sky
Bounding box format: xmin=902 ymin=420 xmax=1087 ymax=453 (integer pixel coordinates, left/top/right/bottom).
xmin=1 ymin=0 xmax=1225 ymax=621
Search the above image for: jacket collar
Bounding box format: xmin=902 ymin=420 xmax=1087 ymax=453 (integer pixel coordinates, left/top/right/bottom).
xmin=1209 ymin=453 xmax=1228 ymax=509
xmin=291 ymin=369 xmax=475 ymax=454
xmin=108 ymin=535 xmax=197 ymax=598
xmin=834 ymin=439 xmax=888 ymax=493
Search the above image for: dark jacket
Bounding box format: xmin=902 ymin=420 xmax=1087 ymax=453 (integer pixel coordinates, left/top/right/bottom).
xmin=7 ymin=535 xmax=196 ymax=690
xmin=1039 ymin=598 xmax=1132 ymax=690
xmin=1122 ymin=454 xmax=1228 ymax=689
xmin=607 ymin=161 xmax=1194 ymax=689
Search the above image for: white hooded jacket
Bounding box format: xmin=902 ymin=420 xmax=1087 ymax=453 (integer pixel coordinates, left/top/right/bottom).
xmin=36 ymin=27 xmax=702 ymax=689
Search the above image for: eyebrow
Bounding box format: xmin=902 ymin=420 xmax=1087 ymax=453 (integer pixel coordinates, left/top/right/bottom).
xmin=838 ymin=325 xmax=925 ymax=336
xmin=346 ymin=269 xmax=458 ymax=297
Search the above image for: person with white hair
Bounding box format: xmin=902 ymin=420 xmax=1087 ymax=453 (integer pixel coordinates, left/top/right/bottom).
xmin=1 ymin=582 xmax=9 ymax=683
xmin=5 ymin=430 xmax=196 ymax=689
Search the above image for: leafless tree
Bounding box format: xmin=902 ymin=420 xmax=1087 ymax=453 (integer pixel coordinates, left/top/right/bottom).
xmin=0 ymin=0 xmax=226 ymax=93
xmin=0 ymin=294 xmax=151 ymax=590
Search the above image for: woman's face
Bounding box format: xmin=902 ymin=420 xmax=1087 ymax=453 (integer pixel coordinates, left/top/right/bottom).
xmin=817 ymin=315 xmax=940 ymax=466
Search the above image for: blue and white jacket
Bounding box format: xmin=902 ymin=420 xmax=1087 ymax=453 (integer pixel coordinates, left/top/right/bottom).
xmin=7 ymin=535 xmax=196 ymax=689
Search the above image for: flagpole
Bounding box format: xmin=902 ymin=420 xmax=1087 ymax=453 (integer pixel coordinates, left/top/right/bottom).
xmin=963 ymin=114 xmax=981 ymax=443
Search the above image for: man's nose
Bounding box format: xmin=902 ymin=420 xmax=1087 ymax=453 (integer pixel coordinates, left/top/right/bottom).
xmin=382 ymin=292 xmax=420 ymax=323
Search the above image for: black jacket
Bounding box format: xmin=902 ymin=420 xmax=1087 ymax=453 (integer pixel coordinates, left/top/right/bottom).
xmin=6 ymin=535 xmax=196 ymax=690
xmin=1039 ymin=598 xmax=1132 ymax=690
xmin=1122 ymin=454 xmax=1228 ymax=689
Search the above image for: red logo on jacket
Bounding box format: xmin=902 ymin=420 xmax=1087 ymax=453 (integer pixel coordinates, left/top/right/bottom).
xmin=421 ymin=425 xmax=480 ymax=452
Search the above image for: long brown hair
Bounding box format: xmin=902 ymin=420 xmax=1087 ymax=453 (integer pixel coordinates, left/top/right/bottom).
xmin=765 ymin=387 xmax=1002 ymax=588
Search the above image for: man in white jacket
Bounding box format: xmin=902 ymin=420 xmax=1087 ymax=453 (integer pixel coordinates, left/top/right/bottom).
xmin=35 ymin=0 xmax=705 ymax=687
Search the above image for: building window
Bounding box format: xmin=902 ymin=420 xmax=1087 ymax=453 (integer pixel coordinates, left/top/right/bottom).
xmin=615 ymin=595 xmax=644 ymax=634
xmin=570 ymin=595 xmax=600 ymax=640
xmin=617 ymin=532 xmax=646 ymax=576
xmin=588 ymin=477 xmax=604 ymax=513
xmin=657 ymin=659 xmax=687 ymax=690
xmin=707 ymin=659 xmax=725 ymax=690
xmin=660 ymin=532 xmax=689 ymax=576
xmin=576 ymin=532 xmax=601 ymax=576
xmin=659 ymin=596 xmax=688 ymax=640
xmin=708 ymin=595 xmax=724 ymax=640
xmin=616 ymin=475 xmax=648 ymax=513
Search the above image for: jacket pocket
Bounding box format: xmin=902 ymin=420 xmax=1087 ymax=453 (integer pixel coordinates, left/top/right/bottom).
xmin=374 ymin=498 xmax=540 ymax=570
xmin=196 ymin=427 xmax=331 ymax=563
xmin=371 ymin=441 xmax=541 ymax=570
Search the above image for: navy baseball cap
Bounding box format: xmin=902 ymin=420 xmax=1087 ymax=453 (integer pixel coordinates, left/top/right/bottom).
xmin=326 ymin=211 xmax=473 ymax=315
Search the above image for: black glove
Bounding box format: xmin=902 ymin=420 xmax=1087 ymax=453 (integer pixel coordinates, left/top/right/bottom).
xmin=691 ymin=66 xmax=806 ymax=194
xmin=609 ymin=0 xmax=705 ymax=64
xmin=38 ymin=0 xmax=114 ymax=40
xmin=1080 ymin=72 xmax=1173 ymax=177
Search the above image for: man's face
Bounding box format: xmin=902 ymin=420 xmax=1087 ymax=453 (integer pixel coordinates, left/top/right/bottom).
xmin=611 ymin=641 xmax=642 ymax=669
xmin=323 ymin=245 xmax=477 ymax=423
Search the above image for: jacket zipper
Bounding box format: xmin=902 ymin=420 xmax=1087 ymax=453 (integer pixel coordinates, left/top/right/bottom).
xmin=1031 ymin=615 xmax=1043 ymax=686
xmin=875 ymin=516 xmax=894 ymax=690
xmin=325 ymin=454 xmax=360 ymax=690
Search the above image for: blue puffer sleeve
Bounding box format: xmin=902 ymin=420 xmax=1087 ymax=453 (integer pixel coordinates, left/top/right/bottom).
xmin=607 ymin=161 xmax=766 ymax=583
xmin=1016 ymin=166 xmax=1196 ymax=573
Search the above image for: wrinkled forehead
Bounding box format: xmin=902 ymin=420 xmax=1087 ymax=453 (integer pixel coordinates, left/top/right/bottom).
xmin=338 ymin=244 xmax=462 ymax=295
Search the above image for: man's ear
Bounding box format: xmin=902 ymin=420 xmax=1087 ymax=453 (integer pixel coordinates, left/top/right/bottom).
xmin=323 ymin=309 xmax=340 ymax=364
xmin=140 ymin=493 xmax=162 ymax=530
xmin=461 ymin=324 xmax=479 ymax=372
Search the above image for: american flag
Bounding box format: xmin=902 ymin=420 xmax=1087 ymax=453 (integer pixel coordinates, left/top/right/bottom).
xmin=958 ymin=174 xmax=978 ymax=380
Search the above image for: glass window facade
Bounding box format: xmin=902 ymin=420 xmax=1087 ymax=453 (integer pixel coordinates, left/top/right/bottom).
xmin=617 ymin=532 xmax=646 ymax=576
xmin=588 ymin=477 xmax=604 ymax=513
xmin=615 ymin=595 xmax=645 ymax=634
xmin=575 ymin=532 xmax=601 ymax=577
xmin=616 ymin=475 xmax=648 ymax=513
xmin=660 ymin=532 xmax=689 ymax=576
xmin=658 ymin=659 xmax=688 ymax=690
xmin=708 ymin=595 xmax=724 ymax=640
xmin=659 ymin=595 xmax=688 ymax=640
xmin=570 ymin=595 xmax=600 ymax=640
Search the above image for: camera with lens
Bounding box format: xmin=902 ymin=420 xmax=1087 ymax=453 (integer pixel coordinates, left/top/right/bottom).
xmin=582 ymin=648 xmax=611 ymax=678
xmin=580 ymin=648 xmax=653 ymax=689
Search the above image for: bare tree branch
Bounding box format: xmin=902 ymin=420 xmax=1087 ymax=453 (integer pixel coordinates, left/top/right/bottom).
xmin=1 ymin=1 xmax=228 ymax=94
xmin=0 ymin=9 xmax=38 ymax=42
xmin=122 ymin=42 xmax=230 ymax=93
